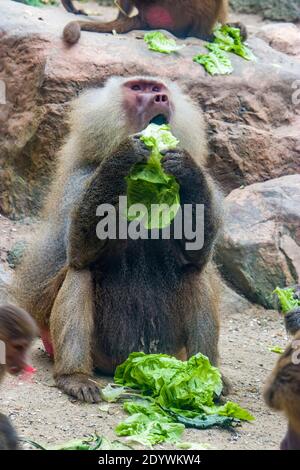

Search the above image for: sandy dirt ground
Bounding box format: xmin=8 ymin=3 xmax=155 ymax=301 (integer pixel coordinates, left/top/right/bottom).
xmin=0 ymin=214 xmax=288 ymax=450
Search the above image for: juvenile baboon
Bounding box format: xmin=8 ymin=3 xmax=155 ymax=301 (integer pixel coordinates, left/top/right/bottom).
xmin=0 ymin=304 xmax=38 ymax=450
xmin=12 ymin=76 xmax=224 ymax=402
xmin=264 ymin=304 xmax=300 ymax=450
xmin=63 ymin=0 xmax=246 ymax=45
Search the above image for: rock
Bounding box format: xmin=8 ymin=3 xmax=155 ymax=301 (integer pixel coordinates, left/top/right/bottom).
xmin=0 ymin=1 xmax=300 ymax=217
xmin=229 ymin=0 xmax=300 ymax=22
xmin=6 ymin=240 xmax=28 ymax=269
xmin=216 ymin=175 xmax=300 ymax=309
xmin=257 ymin=23 xmax=300 ymax=59
xmin=0 ymin=264 xmax=11 ymax=303
xmin=221 ymin=280 xmax=252 ymax=315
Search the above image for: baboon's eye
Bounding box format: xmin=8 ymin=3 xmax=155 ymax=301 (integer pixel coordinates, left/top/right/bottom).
xmin=131 ymin=84 xmax=141 ymax=91
xmin=152 ymin=86 xmax=160 ymax=92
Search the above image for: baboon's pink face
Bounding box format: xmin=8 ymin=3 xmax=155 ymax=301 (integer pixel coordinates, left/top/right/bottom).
xmin=122 ymin=79 xmax=173 ymax=133
xmin=6 ymin=338 xmax=30 ymax=375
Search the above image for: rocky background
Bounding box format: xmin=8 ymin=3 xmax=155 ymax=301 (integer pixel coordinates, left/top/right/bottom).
xmin=230 ymin=0 xmax=300 ymax=22
xmin=0 ymin=0 xmax=299 ymax=451
xmin=0 ymin=0 xmax=299 ymax=310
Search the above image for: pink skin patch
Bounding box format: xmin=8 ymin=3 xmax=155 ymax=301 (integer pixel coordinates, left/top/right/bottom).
xmin=41 ymin=329 xmax=54 ymax=358
xmin=19 ymin=364 xmax=37 ymax=383
xmin=145 ymin=6 xmax=175 ymax=30
xmin=23 ymin=365 xmax=36 ymax=374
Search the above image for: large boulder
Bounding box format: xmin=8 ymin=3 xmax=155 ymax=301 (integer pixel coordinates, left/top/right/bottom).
xmin=229 ymin=0 xmax=300 ymax=22
xmin=257 ymin=23 xmax=300 ymax=59
xmin=217 ymin=175 xmax=300 ymax=309
xmin=0 ymin=1 xmax=300 ymax=218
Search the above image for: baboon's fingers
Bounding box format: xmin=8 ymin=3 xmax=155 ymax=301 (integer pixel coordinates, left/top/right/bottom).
xmin=55 ymin=374 xmax=101 ymax=403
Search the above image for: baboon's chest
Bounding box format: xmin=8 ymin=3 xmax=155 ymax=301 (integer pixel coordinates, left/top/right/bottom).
xmin=92 ymin=240 xmax=185 ymax=361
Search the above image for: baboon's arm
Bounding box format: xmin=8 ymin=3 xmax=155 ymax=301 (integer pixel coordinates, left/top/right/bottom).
xmin=162 ymin=150 xmax=221 ymax=270
xmin=67 ymin=137 xmax=149 ymax=269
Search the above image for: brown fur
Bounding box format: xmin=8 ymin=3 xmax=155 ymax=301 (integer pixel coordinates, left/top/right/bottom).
xmin=264 ymin=306 xmax=300 ymax=450
xmin=63 ymin=0 xmax=230 ymax=44
xmin=0 ymin=304 xmax=38 ymax=449
xmin=11 ymin=76 xmax=224 ymax=402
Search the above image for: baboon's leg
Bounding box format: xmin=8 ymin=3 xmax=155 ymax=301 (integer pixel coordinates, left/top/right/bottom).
xmin=116 ymin=0 xmax=134 ymax=18
xmin=50 ymin=268 xmax=100 ymax=403
xmin=61 ymin=0 xmax=87 ymax=15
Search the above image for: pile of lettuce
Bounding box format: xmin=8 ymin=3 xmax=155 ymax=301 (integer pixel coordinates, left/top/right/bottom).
xmin=273 ymin=287 xmax=300 ymax=314
xmin=193 ymin=24 xmax=256 ymax=75
xmin=144 ymin=32 xmax=185 ymax=54
xmin=102 ymin=352 xmax=254 ymax=447
xmin=126 ymin=124 xmax=180 ymax=230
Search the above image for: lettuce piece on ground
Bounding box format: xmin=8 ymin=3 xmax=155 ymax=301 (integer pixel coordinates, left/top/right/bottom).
xmin=144 ymin=32 xmax=185 ymax=54
xmin=116 ymin=401 xmax=184 ymax=447
xmin=126 ymin=124 xmax=180 ymax=229
xmin=269 ymin=346 xmax=284 ymax=355
xmin=100 ymin=384 xmax=126 ymax=402
xmin=115 ymin=352 xmax=253 ymax=423
xmin=201 ymin=401 xmax=255 ymax=421
xmin=273 ymin=287 xmax=300 ymax=314
xmin=213 ymin=24 xmax=256 ymax=61
xmin=157 ymin=354 xmax=223 ymax=409
xmin=115 ymin=352 xmax=186 ymax=394
xmin=193 ymin=44 xmax=233 ymax=76
xmin=24 ymin=434 xmax=132 ymax=451
xmin=177 ymin=441 xmax=211 ymax=450
xmin=168 ymin=410 xmax=236 ymax=429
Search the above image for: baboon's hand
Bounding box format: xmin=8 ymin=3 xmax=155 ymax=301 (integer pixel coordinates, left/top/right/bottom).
xmin=102 ymin=135 xmax=149 ymax=175
xmin=161 ymin=149 xmax=201 ymax=186
xmin=226 ymin=22 xmax=248 ymax=41
xmin=125 ymin=135 xmax=151 ymax=164
xmin=55 ymin=374 xmax=101 ymax=403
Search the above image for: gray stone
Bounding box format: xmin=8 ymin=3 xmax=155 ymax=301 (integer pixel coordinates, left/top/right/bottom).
xmin=229 ymin=0 xmax=300 ymax=22
xmin=217 ymin=175 xmax=300 ymax=309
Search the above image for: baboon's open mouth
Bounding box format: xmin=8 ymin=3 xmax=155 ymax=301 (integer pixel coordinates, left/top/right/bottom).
xmin=149 ymin=114 xmax=169 ymax=126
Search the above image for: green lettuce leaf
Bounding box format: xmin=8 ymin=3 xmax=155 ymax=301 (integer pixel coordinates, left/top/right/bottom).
xmin=144 ymin=32 xmax=185 ymax=54
xmin=24 ymin=434 xmax=132 ymax=451
xmin=213 ymin=24 xmax=256 ymax=61
xmin=100 ymin=384 xmax=127 ymax=402
xmin=140 ymin=123 xmax=179 ymax=152
xmin=168 ymin=410 xmax=237 ymax=429
xmin=115 ymin=352 xmax=186 ymax=394
xmin=177 ymin=441 xmax=211 ymax=450
xmin=116 ymin=401 xmax=184 ymax=447
xmin=193 ymin=44 xmax=233 ymax=76
xmin=157 ymin=354 xmax=223 ymax=409
xmin=201 ymin=401 xmax=255 ymax=421
xmin=126 ymin=124 xmax=180 ymax=229
xmin=273 ymin=287 xmax=300 ymax=314
xmin=193 ymin=23 xmax=256 ymax=76
xmin=269 ymin=346 xmax=284 ymax=355
xmin=114 ymin=353 xmax=253 ymax=445
xmin=115 ymin=352 xmax=253 ymax=423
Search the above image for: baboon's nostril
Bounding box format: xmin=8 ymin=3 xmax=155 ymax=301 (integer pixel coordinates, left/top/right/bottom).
xmin=155 ymin=94 xmax=169 ymax=103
